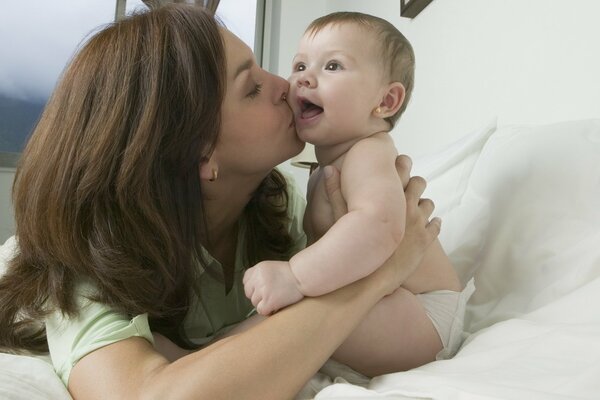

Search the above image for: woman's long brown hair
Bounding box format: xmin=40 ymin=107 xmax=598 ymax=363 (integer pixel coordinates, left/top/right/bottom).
xmin=0 ymin=4 xmax=292 ymax=353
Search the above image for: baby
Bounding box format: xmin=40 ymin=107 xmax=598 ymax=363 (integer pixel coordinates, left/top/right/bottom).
xmin=244 ymin=11 xmax=473 ymax=368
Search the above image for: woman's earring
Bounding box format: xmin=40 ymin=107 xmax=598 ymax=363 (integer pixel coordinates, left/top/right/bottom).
xmin=209 ymin=168 xmax=218 ymax=182
xmin=374 ymin=106 xmax=382 ymax=115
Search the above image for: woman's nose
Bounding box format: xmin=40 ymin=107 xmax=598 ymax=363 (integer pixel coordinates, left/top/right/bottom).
xmin=272 ymin=73 xmax=290 ymax=104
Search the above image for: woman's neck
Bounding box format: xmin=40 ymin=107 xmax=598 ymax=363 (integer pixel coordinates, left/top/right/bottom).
xmin=201 ymin=171 xmax=266 ymax=246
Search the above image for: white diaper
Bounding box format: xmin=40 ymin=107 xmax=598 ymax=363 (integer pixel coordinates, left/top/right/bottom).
xmin=295 ymin=279 xmax=476 ymax=399
xmin=416 ymin=277 xmax=476 ymax=360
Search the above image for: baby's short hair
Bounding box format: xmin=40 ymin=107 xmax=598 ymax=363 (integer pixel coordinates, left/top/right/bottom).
xmin=306 ymin=12 xmax=415 ymax=128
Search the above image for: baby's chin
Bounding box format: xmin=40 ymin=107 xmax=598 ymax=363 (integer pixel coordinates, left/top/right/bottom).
xmin=295 ymin=126 xmax=314 ymax=144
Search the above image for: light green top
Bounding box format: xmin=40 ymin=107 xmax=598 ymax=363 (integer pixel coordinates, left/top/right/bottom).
xmin=45 ymin=174 xmax=307 ymax=386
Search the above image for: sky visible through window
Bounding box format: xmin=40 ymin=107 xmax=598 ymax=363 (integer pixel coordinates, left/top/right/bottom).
xmin=0 ymin=0 xmax=257 ymax=154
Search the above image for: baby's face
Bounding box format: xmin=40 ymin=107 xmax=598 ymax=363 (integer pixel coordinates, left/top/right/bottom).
xmin=288 ymin=23 xmax=389 ymax=146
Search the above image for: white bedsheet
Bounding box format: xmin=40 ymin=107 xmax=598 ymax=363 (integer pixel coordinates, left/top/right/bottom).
xmin=1 ymin=119 xmax=599 ymax=399
xmin=315 ymin=278 xmax=600 ymax=399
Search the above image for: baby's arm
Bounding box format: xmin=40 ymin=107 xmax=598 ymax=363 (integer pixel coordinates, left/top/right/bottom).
xmin=291 ymin=134 xmax=406 ymax=296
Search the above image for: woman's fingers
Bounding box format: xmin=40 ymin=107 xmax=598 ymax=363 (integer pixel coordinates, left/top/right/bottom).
xmin=427 ymin=217 xmax=442 ymax=236
xmin=323 ymin=165 xmax=348 ymax=221
xmin=395 ymin=155 xmax=412 ymax=190
xmin=405 ymin=176 xmax=427 ymax=207
xmin=418 ymin=198 xmax=435 ymax=219
xmin=404 ymin=176 xmax=441 ymax=246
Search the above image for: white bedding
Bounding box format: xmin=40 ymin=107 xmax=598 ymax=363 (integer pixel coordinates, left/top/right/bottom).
xmin=1 ymin=119 xmax=599 ymax=399
xmin=313 ymin=119 xmax=600 ymax=399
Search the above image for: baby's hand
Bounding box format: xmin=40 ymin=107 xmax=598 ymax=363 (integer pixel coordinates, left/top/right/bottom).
xmin=243 ymin=261 xmax=304 ymax=315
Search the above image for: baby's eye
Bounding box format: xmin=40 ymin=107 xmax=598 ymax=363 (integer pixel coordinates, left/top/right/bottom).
xmin=325 ymin=61 xmax=342 ymax=71
xmin=294 ymin=63 xmax=306 ymax=72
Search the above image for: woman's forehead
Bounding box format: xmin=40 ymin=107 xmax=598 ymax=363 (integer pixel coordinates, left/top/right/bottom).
xmin=220 ymin=28 xmax=253 ymax=78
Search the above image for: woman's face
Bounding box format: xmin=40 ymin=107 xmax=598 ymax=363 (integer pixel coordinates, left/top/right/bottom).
xmin=215 ymin=29 xmax=304 ymax=178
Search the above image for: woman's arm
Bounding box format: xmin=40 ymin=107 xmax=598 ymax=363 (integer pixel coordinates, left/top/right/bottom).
xmin=69 ymin=157 xmax=438 ymax=400
xmin=69 ymin=268 xmax=408 ymax=399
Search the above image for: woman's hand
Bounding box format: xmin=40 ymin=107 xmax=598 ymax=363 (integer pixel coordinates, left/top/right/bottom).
xmin=323 ymin=155 xmax=440 ymax=295
xmin=379 ymin=172 xmax=440 ymax=295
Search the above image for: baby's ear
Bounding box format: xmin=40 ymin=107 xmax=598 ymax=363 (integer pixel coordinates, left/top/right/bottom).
xmin=378 ymin=82 xmax=406 ymax=117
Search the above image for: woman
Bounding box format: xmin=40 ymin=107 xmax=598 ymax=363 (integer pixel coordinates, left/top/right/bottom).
xmin=0 ymin=5 xmax=441 ymax=399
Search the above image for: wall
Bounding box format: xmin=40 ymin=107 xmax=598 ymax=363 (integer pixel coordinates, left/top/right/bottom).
xmin=270 ymin=0 xmax=600 ymax=189
xmin=0 ymin=169 xmax=15 ymax=243
xmin=263 ymin=0 xmax=328 ymax=192
xmin=2 ymin=0 xmax=599 ymax=240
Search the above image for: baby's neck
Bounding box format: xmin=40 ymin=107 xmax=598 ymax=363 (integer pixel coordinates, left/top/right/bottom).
xmin=315 ymin=129 xmax=390 ymax=167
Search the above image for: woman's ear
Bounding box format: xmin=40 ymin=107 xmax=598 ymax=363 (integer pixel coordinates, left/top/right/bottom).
xmin=199 ymin=154 xmax=219 ymax=182
xmin=376 ymin=82 xmax=406 ymax=117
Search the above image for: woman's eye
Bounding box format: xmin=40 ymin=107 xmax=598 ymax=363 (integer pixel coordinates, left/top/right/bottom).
xmin=247 ymin=83 xmax=263 ymax=99
xmin=325 ymin=62 xmax=342 ymax=71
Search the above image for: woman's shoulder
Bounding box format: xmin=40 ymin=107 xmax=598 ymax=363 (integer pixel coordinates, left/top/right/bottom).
xmin=45 ymin=280 xmax=154 ymax=386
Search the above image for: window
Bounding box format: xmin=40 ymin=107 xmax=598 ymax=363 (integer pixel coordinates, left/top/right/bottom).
xmin=0 ymin=0 xmax=265 ymax=168
xmin=0 ymin=1 xmax=115 ymax=167
xmin=126 ymin=0 xmax=263 ymax=53
xmin=216 ymin=0 xmax=260 ymax=51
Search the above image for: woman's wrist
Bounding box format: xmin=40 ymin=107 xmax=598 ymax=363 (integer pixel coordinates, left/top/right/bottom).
xmin=370 ymin=247 xmax=424 ymax=297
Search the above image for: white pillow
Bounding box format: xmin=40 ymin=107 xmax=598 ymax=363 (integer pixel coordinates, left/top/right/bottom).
xmin=412 ymin=118 xmax=497 ymax=218
xmin=0 ymin=235 xmax=17 ymax=277
xmin=441 ymin=119 xmax=600 ymax=332
xmin=0 ymin=353 xmax=71 ymax=400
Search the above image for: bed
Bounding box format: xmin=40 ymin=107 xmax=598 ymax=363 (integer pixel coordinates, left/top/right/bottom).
xmin=1 ymin=118 xmax=600 ymax=399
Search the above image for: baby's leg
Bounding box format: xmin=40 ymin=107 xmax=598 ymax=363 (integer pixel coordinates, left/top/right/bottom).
xmin=332 ymin=286 xmax=441 ymax=377
xmin=401 ymin=239 xmax=462 ymax=294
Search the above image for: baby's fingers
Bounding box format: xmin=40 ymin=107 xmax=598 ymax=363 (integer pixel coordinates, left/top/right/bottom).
xmin=256 ymin=300 xmax=274 ymax=316
xmin=243 ymin=271 xmax=255 ymax=299
xmin=251 ymin=290 xmax=263 ymax=309
xmin=243 ymin=268 xmax=251 ymax=285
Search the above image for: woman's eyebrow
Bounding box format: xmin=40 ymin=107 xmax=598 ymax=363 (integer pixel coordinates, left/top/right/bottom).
xmin=234 ymin=59 xmax=253 ymax=80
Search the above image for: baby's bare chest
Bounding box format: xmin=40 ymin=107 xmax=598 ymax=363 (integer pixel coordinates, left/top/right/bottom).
xmin=304 ymin=176 xmax=336 ymax=243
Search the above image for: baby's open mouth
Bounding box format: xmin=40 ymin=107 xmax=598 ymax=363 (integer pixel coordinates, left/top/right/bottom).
xmin=300 ymin=99 xmax=324 ymax=119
